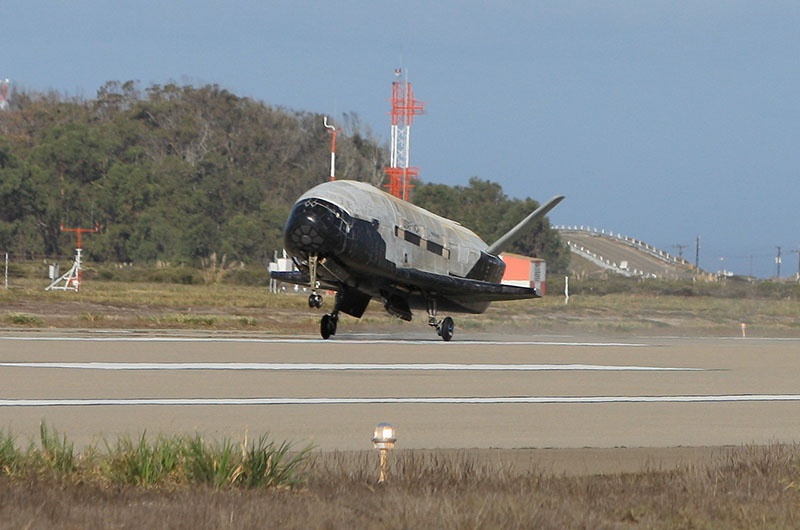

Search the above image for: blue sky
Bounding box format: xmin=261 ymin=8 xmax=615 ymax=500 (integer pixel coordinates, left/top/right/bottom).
xmin=5 ymin=1 xmax=799 ymax=277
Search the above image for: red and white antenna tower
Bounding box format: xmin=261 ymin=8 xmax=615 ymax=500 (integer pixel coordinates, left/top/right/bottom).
xmin=385 ymin=68 xmax=425 ymax=200
xmin=46 ymin=224 xmax=100 ymax=292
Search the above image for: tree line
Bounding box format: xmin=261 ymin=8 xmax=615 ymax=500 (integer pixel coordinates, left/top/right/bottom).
xmin=0 ymin=81 xmax=567 ymax=272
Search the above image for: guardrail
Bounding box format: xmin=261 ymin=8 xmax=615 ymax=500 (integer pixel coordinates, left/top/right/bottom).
xmin=563 ymin=240 xmax=656 ymax=278
xmin=553 ymin=225 xmax=693 ymax=268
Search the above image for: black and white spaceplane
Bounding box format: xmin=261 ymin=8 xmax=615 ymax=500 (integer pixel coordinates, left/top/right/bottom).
xmin=271 ymin=180 xmax=564 ymax=341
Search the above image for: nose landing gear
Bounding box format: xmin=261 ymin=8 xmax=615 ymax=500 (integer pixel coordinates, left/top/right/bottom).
xmin=308 ymin=293 xmax=323 ymax=308
xmin=306 ymin=254 xmax=324 ymax=308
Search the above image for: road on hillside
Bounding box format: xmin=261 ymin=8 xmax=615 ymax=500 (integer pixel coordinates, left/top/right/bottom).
xmin=560 ymin=229 xmax=696 ymax=279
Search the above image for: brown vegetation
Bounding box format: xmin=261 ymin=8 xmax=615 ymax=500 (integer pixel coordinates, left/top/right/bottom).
xmin=2 ymin=445 xmax=799 ymax=529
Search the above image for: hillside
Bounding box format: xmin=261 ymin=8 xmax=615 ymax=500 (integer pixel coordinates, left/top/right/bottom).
xmin=0 ymin=81 xmax=567 ymax=271
xmin=0 ymin=82 xmax=388 ymax=264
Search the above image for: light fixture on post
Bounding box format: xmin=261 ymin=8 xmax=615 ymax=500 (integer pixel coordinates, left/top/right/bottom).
xmin=372 ymin=422 xmax=396 ymax=483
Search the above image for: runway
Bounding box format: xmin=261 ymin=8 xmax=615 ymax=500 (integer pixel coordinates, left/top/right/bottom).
xmin=1 ymin=332 xmax=800 ymax=451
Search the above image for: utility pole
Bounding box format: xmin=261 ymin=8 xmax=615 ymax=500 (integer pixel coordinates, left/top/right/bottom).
xmin=791 ymin=247 xmax=800 ymax=282
xmin=672 ymin=244 xmax=687 ymax=259
xmin=695 ymin=235 xmax=701 ymax=270
xmin=776 ymin=246 xmax=782 ymax=278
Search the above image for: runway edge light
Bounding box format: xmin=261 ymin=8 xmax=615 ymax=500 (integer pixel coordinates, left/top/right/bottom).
xmin=372 ymin=422 xmax=396 ymax=483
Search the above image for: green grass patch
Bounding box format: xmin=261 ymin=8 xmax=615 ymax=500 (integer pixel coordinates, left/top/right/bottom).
xmin=5 ymin=312 xmax=44 ymax=326
xmin=0 ymin=423 xmax=312 ymax=490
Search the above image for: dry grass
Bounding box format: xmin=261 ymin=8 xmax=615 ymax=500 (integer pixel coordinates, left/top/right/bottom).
xmin=2 ymin=277 xmax=800 ymax=337
xmin=1 ymin=445 xmax=799 ymax=529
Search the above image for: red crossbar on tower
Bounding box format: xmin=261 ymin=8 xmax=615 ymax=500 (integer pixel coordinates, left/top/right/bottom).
xmin=385 ymin=69 xmax=425 ymax=201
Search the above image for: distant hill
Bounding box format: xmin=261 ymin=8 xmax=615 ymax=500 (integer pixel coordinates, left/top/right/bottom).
xmin=0 ymin=81 xmax=568 ymax=272
xmin=0 ymin=82 xmax=388 ymax=264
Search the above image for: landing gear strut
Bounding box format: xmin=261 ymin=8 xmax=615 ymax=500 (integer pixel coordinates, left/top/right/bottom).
xmin=307 ymin=254 xmax=323 ymax=308
xmin=427 ymin=298 xmax=454 ymax=342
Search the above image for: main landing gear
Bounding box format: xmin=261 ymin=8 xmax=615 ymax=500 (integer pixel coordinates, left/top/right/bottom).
xmin=303 ymin=253 xmax=339 ymax=339
xmin=320 ymin=311 xmax=338 ymax=340
xmin=427 ymin=298 xmax=454 ymax=342
xmin=319 ymin=291 xmax=343 ymax=340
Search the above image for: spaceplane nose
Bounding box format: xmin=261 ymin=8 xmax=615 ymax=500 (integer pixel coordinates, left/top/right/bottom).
xmin=284 ymin=198 xmax=349 ymax=256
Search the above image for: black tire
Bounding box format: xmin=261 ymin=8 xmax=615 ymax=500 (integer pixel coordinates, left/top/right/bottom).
xmin=440 ymin=316 xmax=454 ymax=342
xmin=320 ymin=313 xmax=337 ymax=339
xmin=308 ymin=294 xmax=323 ymax=308
xmin=320 ymin=314 xmax=333 ymax=339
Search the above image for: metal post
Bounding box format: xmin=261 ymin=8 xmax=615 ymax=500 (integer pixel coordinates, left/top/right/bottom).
xmin=378 ymin=448 xmax=389 ymax=483
xmin=695 ymin=235 xmax=701 ymax=270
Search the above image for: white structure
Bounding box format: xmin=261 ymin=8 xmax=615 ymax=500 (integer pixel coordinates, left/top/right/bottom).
xmin=46 ymin=248 xmax=84 ymax=292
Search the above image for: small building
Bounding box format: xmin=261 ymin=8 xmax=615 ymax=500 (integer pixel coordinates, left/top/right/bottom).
xmin=500 ymin=253 xmax=547 ymax=295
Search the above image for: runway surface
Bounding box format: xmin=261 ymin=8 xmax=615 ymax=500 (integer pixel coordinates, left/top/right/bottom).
xmin=1 ymin=332 xmax=800 ymax=452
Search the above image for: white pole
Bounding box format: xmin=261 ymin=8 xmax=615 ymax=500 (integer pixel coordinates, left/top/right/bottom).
xmin=4 ymin=252 xmax=7 ymax=290
xmin=564 ymin=276 xmax=569 ymax=304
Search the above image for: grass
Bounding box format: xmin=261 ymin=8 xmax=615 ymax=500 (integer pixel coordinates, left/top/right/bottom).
xmin=0 ymin=423 xmax=312 ymax=491
xmin=1 ymin=440 xmax=799 ymax=529
xmin=4 ymin=312 xmax=44 ymax=326
xmin=2 ymin=276 xmax=800 ymax=336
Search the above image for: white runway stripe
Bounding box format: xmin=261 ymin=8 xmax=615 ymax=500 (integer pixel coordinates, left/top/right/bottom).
xmin=0 ymin=362 xmax=701 ymax=372
xmin=0 ymin=336 xmax=647 ymax=347
xmin=0 ymin=394 xmax=799 ymax=406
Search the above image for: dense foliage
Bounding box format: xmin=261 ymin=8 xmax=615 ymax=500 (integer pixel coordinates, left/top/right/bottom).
xmin=0 ymin=81 xmax=566 ymax=272
xmin=0 ymin=81 xmax=386 ymax=264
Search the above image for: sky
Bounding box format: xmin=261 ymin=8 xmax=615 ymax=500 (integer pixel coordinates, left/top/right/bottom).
xmin=4 ymin=1 xmax=799 ymax=278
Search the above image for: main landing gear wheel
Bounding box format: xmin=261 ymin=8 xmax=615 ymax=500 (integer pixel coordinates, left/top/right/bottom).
xmin=320 ymin=313 xmax=338 ymax=340
xmin=426 ymin=298 xmax=454 ymax=341
xmin=437 ymin=316 xmax=455 ymax=342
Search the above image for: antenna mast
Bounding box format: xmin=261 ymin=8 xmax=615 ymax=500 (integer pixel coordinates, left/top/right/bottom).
xmin=0 ymin=79 xmax=10 ymax=111
xmin=385 ymin=68 xmax=424 ymax=200
xmin=324 ymin=116 xmax=337 ymax=181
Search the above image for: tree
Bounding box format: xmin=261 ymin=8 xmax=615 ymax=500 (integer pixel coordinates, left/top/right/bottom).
xmin=0 ymin=81 xmax=389 ymax=265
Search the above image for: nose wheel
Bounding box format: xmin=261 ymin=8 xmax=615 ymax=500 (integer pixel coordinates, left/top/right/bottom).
xmin=308 ymin=293 xmax=323 ymax=308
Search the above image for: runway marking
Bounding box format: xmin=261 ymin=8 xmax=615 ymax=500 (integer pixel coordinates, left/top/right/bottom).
xmin=1 ymin=395 xmax=800 ymax=406
xmin=0 ymin=336 xmax=647 ymax=347
xmin=0 ymin=362 xmax=700 ymax=372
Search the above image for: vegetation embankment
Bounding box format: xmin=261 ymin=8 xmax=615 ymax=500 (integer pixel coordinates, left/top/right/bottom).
xmin=2 ymin=426 xmax=800 ymax=529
